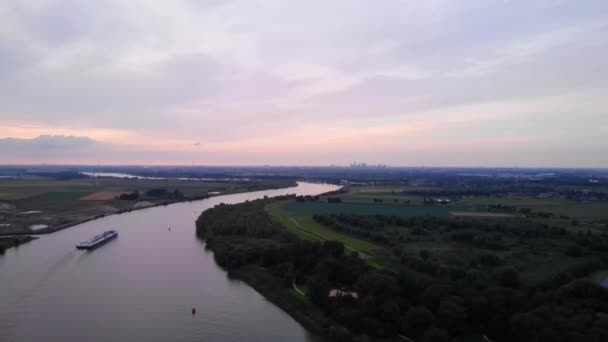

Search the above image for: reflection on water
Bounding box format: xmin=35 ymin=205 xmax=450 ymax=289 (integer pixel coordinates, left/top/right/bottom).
xmin=0 ymin=182 xmax=338 ymax=342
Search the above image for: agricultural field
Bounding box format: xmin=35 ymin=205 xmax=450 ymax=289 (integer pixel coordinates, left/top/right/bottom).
xmin=278 ymin=201 xmax=606 ymax=286
xmin=267 ymin=197 xmax=456 ymax=267
xmin=81 ymin=191 xmax=126 ymax=200
xmin=0 ymin=176 xmax=294 ymax=235
xmin=282 ymin=201 xmax=453 ymax=217
xmin=267 ymin=184 xmax=608 ymax=289
xmin=334 ymin=185 xmax=608 ymax=232
xmin=338 ymin=186 xmax=434 ymax=205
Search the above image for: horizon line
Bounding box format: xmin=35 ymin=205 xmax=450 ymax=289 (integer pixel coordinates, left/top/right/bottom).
xmin=0 ymin=163 xmax=607 ymax=170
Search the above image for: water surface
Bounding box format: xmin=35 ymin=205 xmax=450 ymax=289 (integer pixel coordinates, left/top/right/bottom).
xmin=0 ymin=182 xmax=338 ymax=342
xmin=80 ymin=172 xmax=249 ymax=181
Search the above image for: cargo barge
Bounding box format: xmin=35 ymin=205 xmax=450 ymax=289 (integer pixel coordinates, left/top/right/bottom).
xmin=76 ymin=230 xmax=118 ymax=250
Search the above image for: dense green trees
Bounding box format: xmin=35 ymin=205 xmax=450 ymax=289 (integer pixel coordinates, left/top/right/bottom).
xmin=116 ymin=190 xmax=140 ymax=200
xmin=403 ymin=306 xmax=435 ymax=338
xmin=196 ymin=199 xmax=608 ymax=341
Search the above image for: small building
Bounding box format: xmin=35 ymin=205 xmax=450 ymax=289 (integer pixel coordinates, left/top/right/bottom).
xmin=328 ymin=289 xmax=359 ymax=300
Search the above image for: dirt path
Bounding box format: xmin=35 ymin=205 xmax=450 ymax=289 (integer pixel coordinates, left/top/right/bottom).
xmin=292 ymin=280 xmax=305 ymax=296
xmin=398 ymin=334 xmax=416 ymax=342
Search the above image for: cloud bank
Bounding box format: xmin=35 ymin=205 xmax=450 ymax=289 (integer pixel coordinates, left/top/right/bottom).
xmin=0 ymin=1 xmax=607 ymax=166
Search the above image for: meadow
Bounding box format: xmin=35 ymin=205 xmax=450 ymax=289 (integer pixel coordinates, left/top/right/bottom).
xmin=267 ymin=184 xmax=608 ymax=289
xmin=282 ymin=201 xmax=453 ymax=216
xmin=267 ymin=201 xmax=380 ymax=256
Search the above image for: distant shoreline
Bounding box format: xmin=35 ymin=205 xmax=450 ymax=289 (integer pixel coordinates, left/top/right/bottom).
xmin=0 ymin=182 xmax=297 ymax=237
xmin=0 ymin=235 xmax=39 ymax=253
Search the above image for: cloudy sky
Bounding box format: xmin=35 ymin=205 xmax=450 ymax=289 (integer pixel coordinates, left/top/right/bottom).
xmin=0 ymin=0 xmax=607 ymax=167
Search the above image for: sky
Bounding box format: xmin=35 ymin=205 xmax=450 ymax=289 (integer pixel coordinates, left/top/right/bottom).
xmin=0 ymin=0 xmax=607 ymax=167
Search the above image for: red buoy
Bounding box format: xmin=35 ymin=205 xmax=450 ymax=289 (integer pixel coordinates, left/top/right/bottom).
xmin=192 ymin=307 xmax=196 ymax=315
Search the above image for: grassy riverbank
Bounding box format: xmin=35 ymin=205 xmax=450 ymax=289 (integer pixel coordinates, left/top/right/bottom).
xmin=196 ymin=196 xmax=372 ymax=341
xmin=0 ymin=176 xmax=295 ymax=236
xmin=227 ymin=264 xmax=331 ymax=338
xmin=197 ymin=196 xmax=608 ymax=342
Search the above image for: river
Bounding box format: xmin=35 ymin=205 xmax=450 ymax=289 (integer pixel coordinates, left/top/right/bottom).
xmin=0 ymin=182 xmax=339 ymax=342
xmin=80 ymin=172 xmax=249 ymax=181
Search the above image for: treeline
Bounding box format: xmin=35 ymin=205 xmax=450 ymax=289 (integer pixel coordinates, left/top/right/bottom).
xmin=314 ymin=214 xmax=608 ymax=253
xmin=30 ymin=171 xmax=89 ymax=180
xmin=196 ymin=199 xmax=608 ymax=341
xmin=0 ymin=236 xmax=36 ymax=253
xmin=313 ymin=214 xmax=574 ymax=248
xmin=115 ymin=188 xmax=184 ymax=200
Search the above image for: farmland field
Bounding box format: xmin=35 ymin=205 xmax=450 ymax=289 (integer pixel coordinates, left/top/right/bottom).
xmin=459 ymin=195 xmax=608 ymax=220
xmin=268 ymin=186 xmax=608 ymax=286
xmin=350 ymin=185 xmax=442 ymax=193
xmin=451 ymin=211 xmax=517 ymax=218
xmin=0 ymin=177 xmax=295 ymax=235
xmin=81 ymin=191 xmax=126 ymax=200
xmin=337 ymin=185 xmax=608 ymax=232
xmin=282 ymin=201 xmax=453 ymax=217
xmin=34 ymin=191 xmax=93 ymax=201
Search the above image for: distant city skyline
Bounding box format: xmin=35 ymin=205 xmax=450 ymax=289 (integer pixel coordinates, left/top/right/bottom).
xmin=1 ymin=1 xmax=607 ymax=167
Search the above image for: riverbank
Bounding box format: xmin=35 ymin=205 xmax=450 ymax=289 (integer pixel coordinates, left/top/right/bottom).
xmin=0 ymin=179 xmax=297 ymax=236
xmin=196 ymin=197 xmax=369 ymax=341
xmin=1 ymin=182 xmax=336 ymax=342
xmin=228 ymin=265 xmax=330 ymax=340
xmin=1 ymin=197 xmax=202 ymax=236
xmin=0 ymin=235 xmax=38 ymax=253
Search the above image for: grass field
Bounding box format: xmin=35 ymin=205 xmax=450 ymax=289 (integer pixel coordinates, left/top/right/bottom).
xmin=451 ymin=211 xmax=517 ymax=217
xmin=81 ymin=191 xmax=126 ymax=200
xmin=459 ymin=196 xmax=565 ymax=207
xmin=33 ymin=191 xmax=93 ymax=201
xmin=270 ymin=186 xmax=608 ymax=285
xmin=335 ymin=185 xmax=608 ymax=234
xmin=282 ymin=201 xmax=453 ymax=217
xmin=339 ymin=194 xmax=426 ymax=204
xmin=339 ymin=186 xmax=433 ymax=205
xmin=267 ymin=201 xmax=380 ymax=256
xmin=460 ymin=195 xmax=608 ymax=220
xmin=349 ymin=185 xmax=442 ymax=193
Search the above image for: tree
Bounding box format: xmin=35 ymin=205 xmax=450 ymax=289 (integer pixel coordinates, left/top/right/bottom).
xmin=322 ymin=240 xmax=345 ymax=258
xmin=356 ymin=271 xmax=399 ymax=298
xmin=419 ymin=249 xmax=431 ymax=261
xmin=381 ymin=301 xmax=401 ymax=322
xmin=328 ymin=325 xmax=353 ymax=342
xmin=353 ymin=335 xmax=372 ymax=342
xmin=118 ymin=190 xmax=140 ymax=200
xmin=145 ymin=188 xmax=170 ymax=197
xmin=566 ymin=245 xmax=582 ymax=257
xmin=403 ymin=306 xmax=435 ymax=337
xmin=498 ymin=268 xmax=519 ymax=288
xmin=308 ymin=275 xmax=330 ymax=307
xmin=478 ymin=253 xmax=503 ymax=267
xmin=437 ymin=297 xmax=467 ymax=333
xmin=421 ymin=327 xmax=449 ymax=342
xmin=172 ymin=188 xmax=184 ymax=198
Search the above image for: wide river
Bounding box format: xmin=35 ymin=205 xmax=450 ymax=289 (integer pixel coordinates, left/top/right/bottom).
xmin=0 ymin=182 xmax=339 ymax=342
